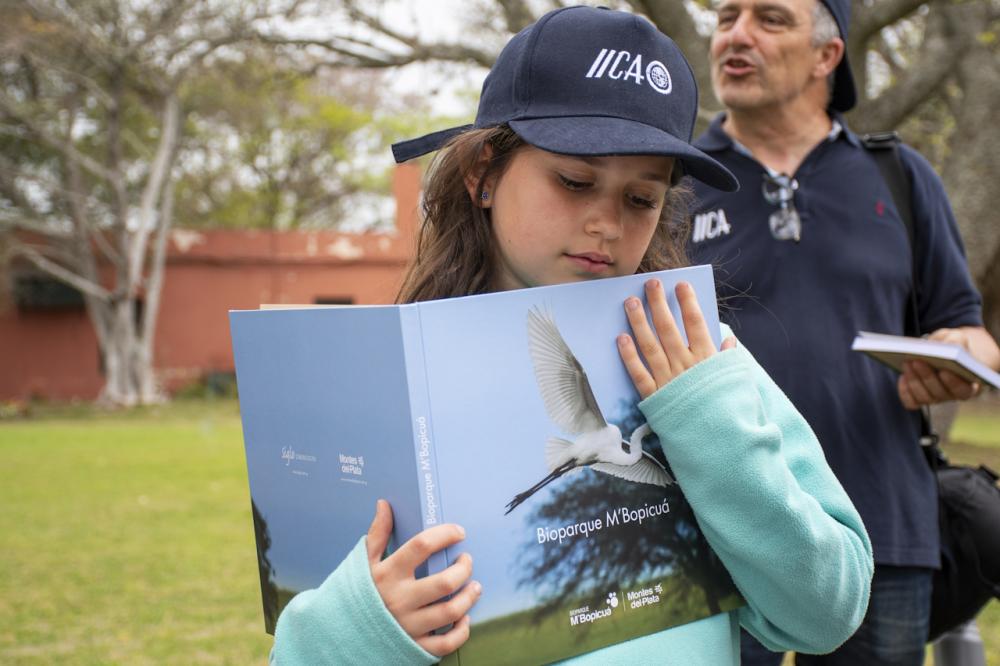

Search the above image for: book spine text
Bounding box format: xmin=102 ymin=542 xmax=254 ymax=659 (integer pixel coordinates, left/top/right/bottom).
xmin=399 ymin=305 xmax=449 ymax=576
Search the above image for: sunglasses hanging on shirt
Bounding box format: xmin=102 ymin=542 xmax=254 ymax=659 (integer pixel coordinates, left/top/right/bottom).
xmin=762 ymin=172 xmax=801 ymax=242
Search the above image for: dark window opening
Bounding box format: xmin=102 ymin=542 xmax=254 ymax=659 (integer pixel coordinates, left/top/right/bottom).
xmin=314 ymin=297 xmax=354 ymax=305
xmin=13 ymin=274 xmax=85 ymax=310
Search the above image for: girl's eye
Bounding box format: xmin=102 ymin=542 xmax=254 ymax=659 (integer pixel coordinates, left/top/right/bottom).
xmin=629 ymin=194 xmax=658 ymax=210
xmin=558 ymin=174 xmax=590 ymax=191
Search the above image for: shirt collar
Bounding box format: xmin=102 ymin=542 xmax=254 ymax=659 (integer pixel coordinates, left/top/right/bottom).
xmin=698 ymin=111 xmax=860 ymax=153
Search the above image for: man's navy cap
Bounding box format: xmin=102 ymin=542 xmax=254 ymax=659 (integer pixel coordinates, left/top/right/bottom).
xmin=392 ymin=6 xmax=739 ymax=192
xmin=820 ymin=0 xmax=857 ymax=112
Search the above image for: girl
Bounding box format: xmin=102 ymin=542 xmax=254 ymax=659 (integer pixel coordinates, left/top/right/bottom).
xmin=271 ymin=6 xmax=872 ymax=664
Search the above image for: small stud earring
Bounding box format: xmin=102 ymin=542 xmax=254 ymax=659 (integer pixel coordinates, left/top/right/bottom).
xmin=481 ymin=191 xmax=489 ymax=201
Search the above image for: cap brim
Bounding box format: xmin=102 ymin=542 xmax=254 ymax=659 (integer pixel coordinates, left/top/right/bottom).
xmin=830 ymin=53 xmax=857 ymax=112
xmin=509 ymin=116 xmax=739 ymax=192
xmin=392 ymin=125 xmax=473 ymax=163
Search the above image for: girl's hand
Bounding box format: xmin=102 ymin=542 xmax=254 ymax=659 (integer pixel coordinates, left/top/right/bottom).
xmin=366 ymin=499 xmax=481 ymax=657
xmin=617 ymin=279 xmax=736 ymax=399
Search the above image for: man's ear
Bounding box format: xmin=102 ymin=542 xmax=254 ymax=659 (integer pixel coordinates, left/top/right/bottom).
xmin=464 ymin=143 xmax=495 ymax=208
xmin=814 ymin=36 xmax=845 ymax=80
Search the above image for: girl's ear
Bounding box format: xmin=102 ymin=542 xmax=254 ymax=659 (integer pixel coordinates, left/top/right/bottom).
xmin=464 ymin=143 xmax=496 ymax=208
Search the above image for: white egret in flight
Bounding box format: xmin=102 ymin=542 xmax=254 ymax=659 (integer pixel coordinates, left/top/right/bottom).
xmin=505 ymin=308 xmax=674 ymax=515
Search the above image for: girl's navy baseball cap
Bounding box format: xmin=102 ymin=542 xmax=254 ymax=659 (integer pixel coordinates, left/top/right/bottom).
xmin=392 ymin=6 xmax=739 ymax=192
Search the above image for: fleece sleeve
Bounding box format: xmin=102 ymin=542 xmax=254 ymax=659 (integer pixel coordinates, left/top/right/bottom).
xmin=270 ymin=536 xmax=437 ymax=665
xmin=638 ymin=340 xmax=873 ymax=654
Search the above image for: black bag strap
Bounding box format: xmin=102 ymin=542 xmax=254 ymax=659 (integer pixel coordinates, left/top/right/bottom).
xmin=860 ymin=132 xmax=941 ymax=452
xmin=861 ymin=132 xmax=920 ymax=338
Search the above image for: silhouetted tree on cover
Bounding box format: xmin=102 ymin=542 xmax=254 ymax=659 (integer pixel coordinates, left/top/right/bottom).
xmin=514 ymin=405 xmax=737 ymax=620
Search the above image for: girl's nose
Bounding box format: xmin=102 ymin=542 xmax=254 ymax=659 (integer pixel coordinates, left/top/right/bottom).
xmin=583 ymin=198 xmax=624 ymax=240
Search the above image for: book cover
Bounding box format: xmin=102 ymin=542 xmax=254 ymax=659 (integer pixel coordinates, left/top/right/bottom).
xmin=230 ymin=265 xmax=744 ymax=664
xmin=852 ymin=331 xmax=1000 ymax=390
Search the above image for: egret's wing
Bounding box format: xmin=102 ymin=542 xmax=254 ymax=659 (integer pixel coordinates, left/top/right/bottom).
xmin=527 ymin=308 xmax=606 ymax=434
xmin=544 ymin=437 xmax=575 ymax=472
xmin=591 ymin=454 xmax=674 ymax=486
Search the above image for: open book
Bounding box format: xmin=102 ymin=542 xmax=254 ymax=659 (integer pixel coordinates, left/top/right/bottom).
xmin=851 ymin=331 xmax=1000 ymax=390
xmin=230 ymin=265 xmax=744 ymax=665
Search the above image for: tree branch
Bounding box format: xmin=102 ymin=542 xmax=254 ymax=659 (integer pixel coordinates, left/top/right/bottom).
xmin=8 ymin=240 xmax=111 ymax=300
xmin=495 ymin=0 xmax=537 ymax=33
xmin=0 ymin=161 xmax=45 ymax=220
xmin=851 ymin=4 xmax=971 ymax=131
xmin=23 ymin=0 xmax=121 ymax=70
xmin=872 ymin=32 xmax=905 ymax=78
xmin=343 ymin=3 xmax=421 ymax=50
xmin=128 ymin=91 xmax=181 ymax=289
xmin=852 ymin=0 xmax=938 ymax=44
xmin=13 ymin=50 xmax=117 ymax=109
xmin=140 ymin=175 xmax=174 ymax=360
xmin=0 ymin=97 xmax=117 ymax=185
xmin=0 ymin=212 xmax=71 ymax=237
xmin=254 ymin=31 xmax=497 ymax=68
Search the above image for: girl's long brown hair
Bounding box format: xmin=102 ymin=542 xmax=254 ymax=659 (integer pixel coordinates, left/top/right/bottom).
xmin=395 ymin=126 xmax=692 ymax=304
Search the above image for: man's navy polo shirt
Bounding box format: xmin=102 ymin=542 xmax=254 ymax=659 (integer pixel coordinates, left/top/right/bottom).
xmin=688 ymin=114 xmax=983 ymax=568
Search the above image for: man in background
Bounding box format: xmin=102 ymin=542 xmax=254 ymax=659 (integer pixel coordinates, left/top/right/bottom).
xmin=687 ymin=0 xmax=1000 ymax=664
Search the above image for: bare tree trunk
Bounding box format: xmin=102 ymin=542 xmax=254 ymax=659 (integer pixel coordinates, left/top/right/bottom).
xmin=90 ymin=93 xmax=181 ymax=408
xmin=980 ymin=247 xmax=1000 ymax=338
xmin=940 ymin=13 xmax=1000 ymax=299
xmin=129 ymin=92 xmax=182 ymax=405
xmin=97 ymin=298 xmax=138 ymax=407
xmin=136 ymin=177 xmax=177 ymax=404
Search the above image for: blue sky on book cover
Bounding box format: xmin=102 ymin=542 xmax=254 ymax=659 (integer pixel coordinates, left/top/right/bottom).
xmin=231 ymin=307 xmax=426 ymax=603
xmin=232 ymin=265 xmax=745 ymax=656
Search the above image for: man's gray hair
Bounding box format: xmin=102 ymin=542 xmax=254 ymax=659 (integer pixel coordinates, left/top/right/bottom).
xmin=811 ymin=2 xmax=842 ymax=103
xmin=811 ymin=2 xmax=841 ymax=47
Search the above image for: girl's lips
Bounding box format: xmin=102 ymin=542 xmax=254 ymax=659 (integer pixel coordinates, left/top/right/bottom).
xmin=565 ymin=253 xmax=613 ymax=274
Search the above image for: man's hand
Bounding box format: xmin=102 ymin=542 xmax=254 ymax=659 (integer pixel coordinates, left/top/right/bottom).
xmin=897 ymin=326 xmax=1000 ymax=410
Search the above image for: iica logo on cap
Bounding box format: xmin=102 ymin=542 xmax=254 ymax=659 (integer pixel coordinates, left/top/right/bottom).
xmin=584 ymin=48 xmax=672 ymax=95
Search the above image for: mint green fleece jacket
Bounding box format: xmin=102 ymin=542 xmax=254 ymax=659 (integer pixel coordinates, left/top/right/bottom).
xmin=270 ymin=334 xmax=873 ymax=665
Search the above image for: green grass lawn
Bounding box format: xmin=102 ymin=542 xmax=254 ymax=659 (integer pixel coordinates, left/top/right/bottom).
xmin=0 ymin=399 xmax=271 ymax=664
xmin=0 ymin=396 xmax=997 ymax=664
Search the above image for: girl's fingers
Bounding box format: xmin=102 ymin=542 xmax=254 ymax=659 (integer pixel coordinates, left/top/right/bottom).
xmin=404 ymin=578 xmax=482 ymax=637
xmin=620 ymin=281 xmax=724 ymax=396
xmin=624 ymin=296 xmax=670 ymax=380
xmin=721 ymin=336 xmax=737 ymax=351
xmin=645 ymin=280 xmax=687 ymax=373
xmin=676 ymin=282 xmax=714 ymax=357
xmin=619 ymin=281 xmax=728 ymax=397
xmin=366 ymin=499 xmax=393 ymax=564
xmin=618 ymin=334 xmax=657 ymax=399
xmin=417 ymin=615 xmax=472 ymax=658
xmin=407 ymin=552 xmax=474 ymax=609
xmin=389 ymin=524 xmax=467 ymax=575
